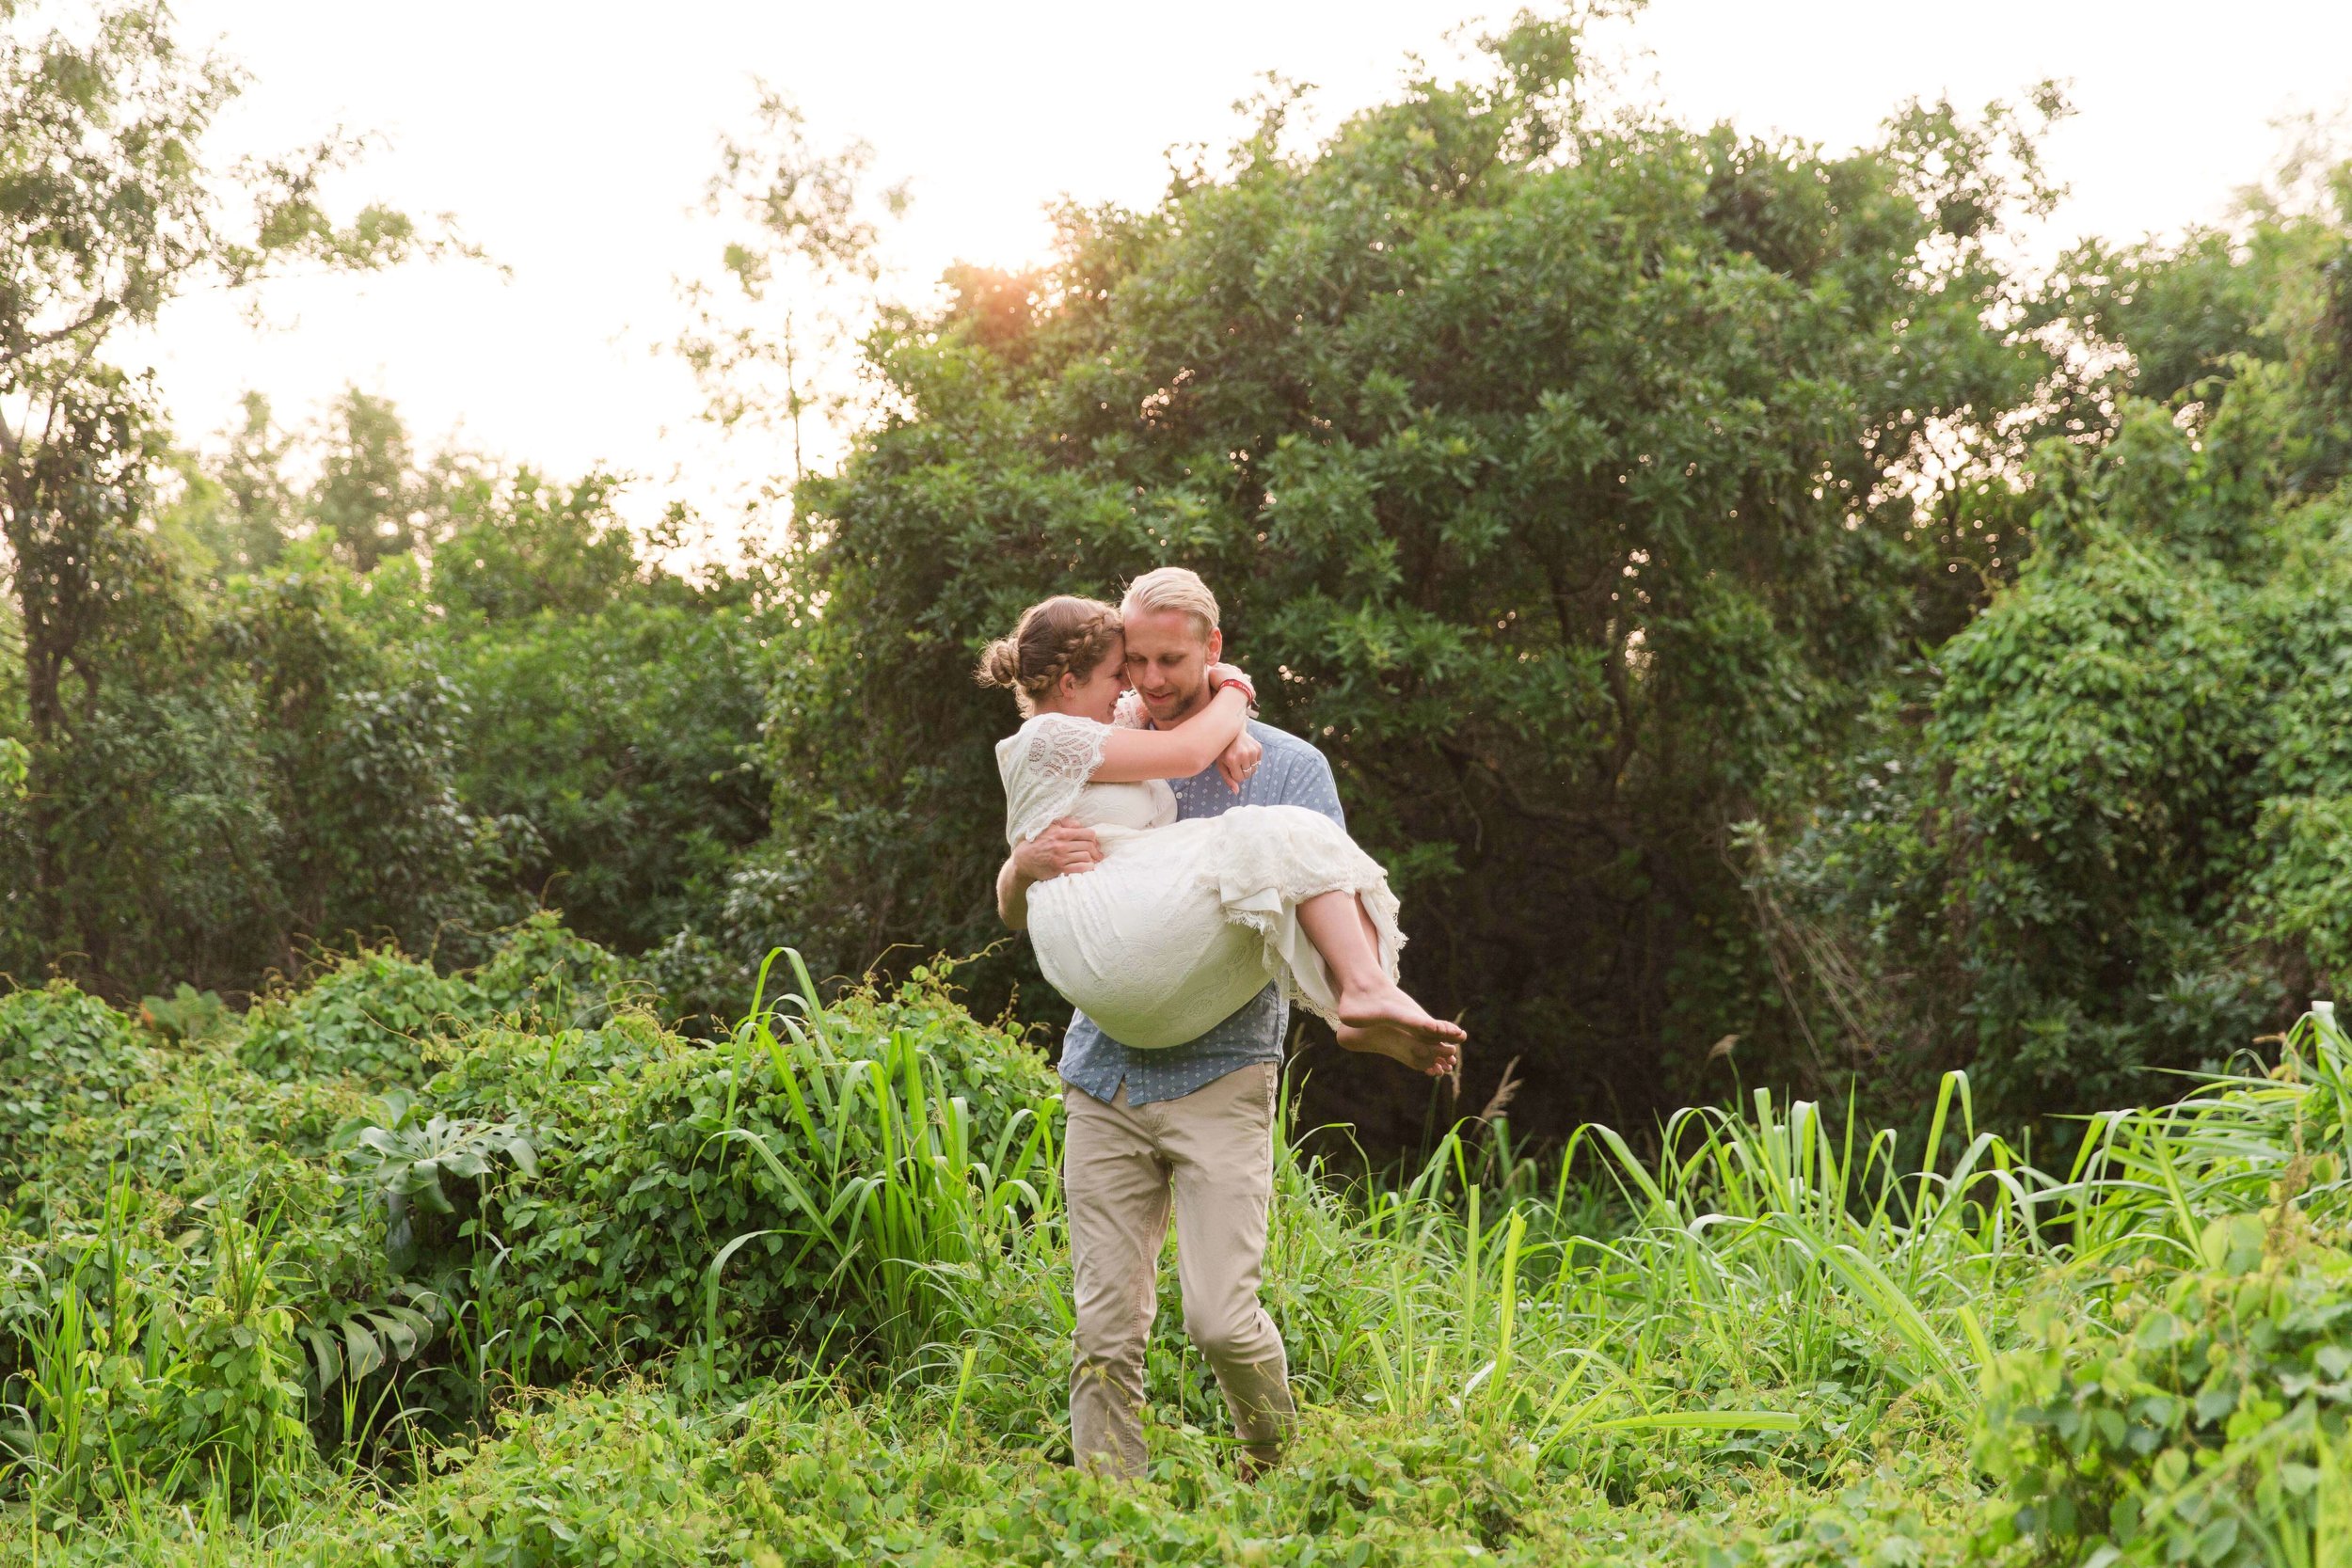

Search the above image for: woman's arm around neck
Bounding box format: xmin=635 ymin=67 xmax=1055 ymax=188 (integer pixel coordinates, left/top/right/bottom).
xmin=1087 ymin=685 xmax=1251 ymax=783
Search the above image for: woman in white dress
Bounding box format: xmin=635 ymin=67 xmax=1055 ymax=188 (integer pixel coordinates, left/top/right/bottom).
xmin=979 ymin=595 xmax=1464 ymax=1073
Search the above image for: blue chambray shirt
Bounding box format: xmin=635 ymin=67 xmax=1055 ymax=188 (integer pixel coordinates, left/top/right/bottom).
xmin=1056 ymin=719 xmax=1347 ymax=1106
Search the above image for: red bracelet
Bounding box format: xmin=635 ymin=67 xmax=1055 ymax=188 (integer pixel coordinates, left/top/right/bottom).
xmin=1215 ymin=673 xmax=1258 ymax=709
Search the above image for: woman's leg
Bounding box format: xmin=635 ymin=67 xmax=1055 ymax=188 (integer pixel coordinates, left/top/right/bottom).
xmin=1295 ymin=892 xmax=1464 ymax=1072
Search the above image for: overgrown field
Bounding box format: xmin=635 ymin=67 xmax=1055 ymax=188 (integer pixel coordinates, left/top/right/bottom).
xmin=2 ymin=922 xmax=2349 ymax=1565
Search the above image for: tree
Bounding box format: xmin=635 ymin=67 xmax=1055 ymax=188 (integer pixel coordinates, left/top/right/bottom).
xmin=217 ymin=545 xmax=498 ymax=972
xmin=158 ymin=393 xmax=300 ymax=588
xmin=1760 ymin=162 xmax=2352 ymax=1131
xmin=430 ymin=467 xmax=778 ymax=957
xmin=674 ymin=85 xmax=907 ymax=488
xmin=309 ymin=387 xmax=469 ymax=573
xmin=440 ymin=594 xmax=776 ymax=958
xmin=432 ymin=468 xmax=641 ymax=622
xmin=776 ymin=13 xmax=2066 ymax=1139
xmin=0 ymin=1 xmax=452 ymax=977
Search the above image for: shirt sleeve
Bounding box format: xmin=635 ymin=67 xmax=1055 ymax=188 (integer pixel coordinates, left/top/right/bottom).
xmin=1277 ymin=740 xmax=1346 ymax=831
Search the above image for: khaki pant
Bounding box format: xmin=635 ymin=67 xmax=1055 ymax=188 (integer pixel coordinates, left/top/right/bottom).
xmin=1063 ymin=1060 xmax=1295 ymax=1478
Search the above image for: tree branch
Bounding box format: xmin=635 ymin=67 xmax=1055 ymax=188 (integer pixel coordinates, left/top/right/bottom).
xmin=0 ymin=300 xmax=124 ymax=370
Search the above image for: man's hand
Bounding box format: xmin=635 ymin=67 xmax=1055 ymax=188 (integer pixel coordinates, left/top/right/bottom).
xmin=1215 ymin=730 xmax=1263 ymax=794
xmin=997 ymin=818 xmax=1102 ymax=930
xmin=1017 ymin=819 xmax=1103 ymax=881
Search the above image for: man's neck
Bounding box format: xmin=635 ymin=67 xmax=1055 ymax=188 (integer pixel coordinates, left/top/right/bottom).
xmin=1152 ymin=690 xmax=1211 ymax=729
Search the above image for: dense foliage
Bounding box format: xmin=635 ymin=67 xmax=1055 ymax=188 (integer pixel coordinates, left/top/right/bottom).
xmin=1759 ymin=166 xmax=2352 ymax=1130
xmin=0 ymin=453 xmax=782 ymax=1003
xmin=771 ymin=22 xmax=2081 ymax=1135
xmin=5 ymin=916 xmax=2352 ymax=1564
xmin=8 ymin=0 xmax=2351 ymax=1149
xmin=0 ymin=8 xmax=780 ymax=1009
xmin=0 ymin=369 xmax=785 ymax=993
xmin=0 ymin=920 xmax=1064 ymax=1497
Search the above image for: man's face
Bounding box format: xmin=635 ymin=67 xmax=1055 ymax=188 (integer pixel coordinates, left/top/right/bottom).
xmin=1120 ymin=607 xmax=1220 ymax=726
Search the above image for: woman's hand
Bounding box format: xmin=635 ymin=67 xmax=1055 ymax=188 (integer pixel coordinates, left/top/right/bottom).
xmin=1207 ymin=662 xmax=1257 ymax=710
xmin=1215 ymin=730 xmax=1263 ymax=794
xmin=1094 ymin=665 xmax=1257 ymax=783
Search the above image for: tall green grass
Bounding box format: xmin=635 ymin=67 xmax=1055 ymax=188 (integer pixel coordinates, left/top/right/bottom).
xmin=704 ymin=949 xmax=1062 ymax=1364
xmin=1238 ymin=1073 xmax=2024 ymax=1495
xmin=8 ymin=944 xmax=2352 ymax=1564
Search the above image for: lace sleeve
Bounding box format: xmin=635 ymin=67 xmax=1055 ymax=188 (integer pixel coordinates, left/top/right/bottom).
xmin=999 ymin=713 xmax=1111 ymax=846
xmin=1111 ymin=690 xmax=1148 ymax=729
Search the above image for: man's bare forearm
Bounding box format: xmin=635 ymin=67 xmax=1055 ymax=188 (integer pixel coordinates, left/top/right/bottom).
xmin=996 ymin=854 xmax=1031 ymax=930
xmin=998 ymin=819 xmax=1098 ymax=928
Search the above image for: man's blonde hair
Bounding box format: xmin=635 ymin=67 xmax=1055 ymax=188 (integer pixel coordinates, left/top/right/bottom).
xmin=1120 ymin=566 xmax=1219 ymax=639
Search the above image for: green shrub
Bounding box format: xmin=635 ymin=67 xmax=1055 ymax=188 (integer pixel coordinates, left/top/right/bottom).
xmin=371 ymin=1384 xmax=734 ymax=1566
xmin=469 ymin=911 xmax=639 ymax=1029
xmin=137 ymin=1216 xmax=317 ymax=1498
xmin=238 ymin=921 xmax=637 ymax=1089
xmin=341 ymin=1091 xmax=538 ymax=1276
xmin=406 ymin=958 xmax=1061 ymax=1381
xmin=135 ymin=983 xmax=236 ymax=1046
xmin=1974 ymin=1213 xmax=2352 ymax=1566
xmin=239 ymin=947 xmax=483 ymax=1087
xmin=0 ymin=984 xmax=151 ymax=1193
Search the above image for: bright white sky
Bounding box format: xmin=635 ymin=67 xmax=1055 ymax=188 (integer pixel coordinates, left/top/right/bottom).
xmin=135 ymin=0 xmax=2352 ymax=546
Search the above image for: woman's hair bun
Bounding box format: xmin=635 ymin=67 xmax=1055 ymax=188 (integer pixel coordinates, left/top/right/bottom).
xmin=975 ymin=636 xmax=1024 ymax=689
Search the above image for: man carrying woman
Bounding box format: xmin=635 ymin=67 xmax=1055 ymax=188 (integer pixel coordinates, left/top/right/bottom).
xmin=987 ymin=566 xmax=1461 ymax=1479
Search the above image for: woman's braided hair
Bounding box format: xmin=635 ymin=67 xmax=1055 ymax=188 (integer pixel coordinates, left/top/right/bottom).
xmin=976 ymin=595 xmax=1123 ymax=717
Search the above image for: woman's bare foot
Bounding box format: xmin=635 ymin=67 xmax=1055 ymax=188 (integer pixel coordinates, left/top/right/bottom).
xmin=1336 ymin=1020 xmax=1463 ymax=1077
xmin=1338 ymin=982 xmax=1464 ymax=1045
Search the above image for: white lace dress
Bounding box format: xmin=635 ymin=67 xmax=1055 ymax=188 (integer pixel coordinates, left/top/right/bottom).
xmin=997 ymin=710 xmax=1406 ymax=1051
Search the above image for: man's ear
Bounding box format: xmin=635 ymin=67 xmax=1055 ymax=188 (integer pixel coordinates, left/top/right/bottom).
xmin=1205 ymin=626 xmax=1223 ymax=664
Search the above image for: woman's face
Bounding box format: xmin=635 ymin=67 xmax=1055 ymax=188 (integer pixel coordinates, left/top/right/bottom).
xmin=1051 ymin=636 xmax=1130 ymax=724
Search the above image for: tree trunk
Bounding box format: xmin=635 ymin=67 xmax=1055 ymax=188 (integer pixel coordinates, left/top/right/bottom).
xmin=2 ymin=400 xmax=91 ymax=966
